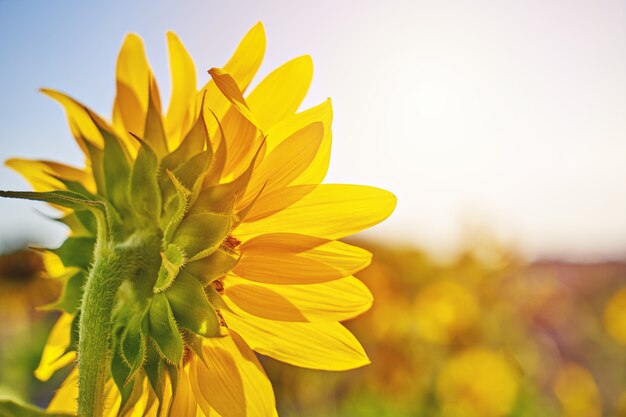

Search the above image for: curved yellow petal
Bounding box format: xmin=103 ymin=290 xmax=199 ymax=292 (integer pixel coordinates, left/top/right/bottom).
xmin=6 ymin=158 xmax=95 ymax=194
xmin=234 ymin=233 xmax=371 ymax=284
xmin=41 ymin=88 xmax=104 ymax=151
xmin=224 ymin=310 xmax=370 ymax=371
xmin=189 ymin=332 xmax=275 ymax=417
xmin=234 ymin=184 xmax=397 ymax=240
xmin=247 ymin=55 xmax=313 ymax=131
xmin=199 ymin=22 xmax=266 ymax=123
xmin=240 ymin=122 xmax=323 ymax=208
xmin=35 ymin=313 xmax=75 ymax=381
xmin=165 ymin=32 xmax=197 ymax=147
xmin=113 ymin=33 xmax=159 ymax=138
xmin=208 ymin=68 xmax=257 ymax=127
xmin=224 ymin=275 xmax=373 ymax=322
xmin=265 ymin=99 xmax=333 ymax=186
xmin=244 ymin=185 xmax=317 ymax=222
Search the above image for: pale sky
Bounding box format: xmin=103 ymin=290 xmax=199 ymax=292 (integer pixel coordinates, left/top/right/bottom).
xmin=0 ymin=0 xmax=624 ymax=260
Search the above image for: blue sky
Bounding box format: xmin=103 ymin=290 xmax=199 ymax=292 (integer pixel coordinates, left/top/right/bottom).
xmin=1 ymin=0 xmax=625 ymax=260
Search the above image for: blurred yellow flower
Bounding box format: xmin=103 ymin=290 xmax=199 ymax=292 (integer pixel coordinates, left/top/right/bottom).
xmin=552 ymin=362 xmax=601 ymax=417
xmin=413 ymin=280 xmax=479 ymax=345
xmin=436 ymin=347 xmax=519 ymax=417
xmin=4 ymin=22 xmax=395 ymax=416
xmin=604 ymin=287 xmax=626 ymax=345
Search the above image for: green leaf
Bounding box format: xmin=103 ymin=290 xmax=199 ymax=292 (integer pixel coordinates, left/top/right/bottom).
xmin=143 ymin=84 xmax=169 ymax=157
xmin=0 ymin=190 xmax=104 ymax=213
xmin=160 ymin=151 xmax=211 ymax=210
xmin=172 ymin=212 xmax=230 ymax=262
xmin=52 ymin=236 xmax=95 ymax=270
xmin=148 ymin=293 xmax=183 ymax=364
xmin=153 ymin=244 xmax=186 ymax=293
xmin=0 ymin=400 xmax=73 ymax=417
xmin=165 ymin=270 xmax=220 ymax=337
xmin=129 ymin=138 xmax=162 ymax=222
xmin=184 ymin=247 xmax=239 ymax=285
xmin=0 ymin=190 xmax=113 ymax=242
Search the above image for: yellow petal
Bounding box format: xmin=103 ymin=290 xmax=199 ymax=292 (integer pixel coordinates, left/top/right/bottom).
xmin=265 ymin=99 xmax=333 ymax=186
xmin=41 ymin=88 xmax=104 ymax=151
xmin=113 ymin=33 xmax=159 ymax=137
xmin=208 ymin=68 xmax=257 ymax=127
xmin=6 ymin=158 xmax=95 ymax=194
xmin=189 ymin=332 xmax=275 ymax=417
xmin=170 ymin=366 xmax=200 ymax=417
xmin=234 ymin=233 xmax=371 ymax=284
xmin=224 ymin=275 xmax=373 ymax=322
xmin=199 ymin=22 xmax=266 ymax=123
xmin=246 ymin=56 xmax=313 ymax=131
xmin=234 ymin=184 xmax=397 ymax=240
xmin=47 ymin=367 xmax=78 ymax=413
xmin=244 ymin=185 xmax=317 ymax=222
xmin=165 ymin=32 xmax=197 ymax=147
xmin=223 ymin=311 xmax=370 ymax=371
xmin=239 ymin=122 xmax=323 ymax=209
xmin=35 ymin=313 xmax=75 ymax=381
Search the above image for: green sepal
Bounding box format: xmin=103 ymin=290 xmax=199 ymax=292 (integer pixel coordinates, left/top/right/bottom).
xmin=0 ymin=400 xmax=73 ymax=417
xmin=205 ymin=284 xmax=232 ymax=313
xmin=40 ymin=270 xmax=86 ymax=314
xmin=143 ymin=82 xmax=169 ymax=157
xmin=184 ymin=247 xmax=239 ymax=285
xmin=172 ymin=212 xmax=230 ymax=262
xmin=144 ymin=343 xmax=165 ymax=402
xmin=121 ymin=310 xmax=148 ymax=383
xmin=110 ymin=343 xmax=133 ymax=405
xmin=165 ymin=270 xmax=220 ymax=337
xmin=129 ymin=137 xmax=162 ymax=222
xmin=116 ymin=372 xmax=144 ymax=417
xmin=84 ymin=141 xmax=106 ymax=197
xmin=148 ymin=293 xmax=183 ymax=364
xmin=161 ymin=170 xmax=191 ymax=243
xmin=190 ymin=140 xmax=263 ymax=215
xmin=52 ymin=237 xmax=95 ymax=270
xmin=161 ymin=151 xmax=211 ymax=210
xmin=153 ymin=244 xmax=186 ymax=293
xmin=98 ymin=121 xmax=132 ymax=212
xmin=161 ymin=97 xmax=211 ymax=173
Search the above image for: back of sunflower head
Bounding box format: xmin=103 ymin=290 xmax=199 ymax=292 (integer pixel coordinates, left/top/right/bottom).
xmin=0 ymin=22 xmax=395 ymax=417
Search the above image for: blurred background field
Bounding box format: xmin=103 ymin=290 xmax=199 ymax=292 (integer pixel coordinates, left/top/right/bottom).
xmin=2 ymin=232 xmax=626 ymax=417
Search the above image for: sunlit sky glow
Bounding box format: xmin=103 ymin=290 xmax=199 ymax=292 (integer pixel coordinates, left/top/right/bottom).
xmin=0 ymin=0 xmax=624 ymax=260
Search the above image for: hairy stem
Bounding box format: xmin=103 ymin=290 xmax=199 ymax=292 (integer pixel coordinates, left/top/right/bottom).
xmin=77 ymin=232 xmax=161 ymax=417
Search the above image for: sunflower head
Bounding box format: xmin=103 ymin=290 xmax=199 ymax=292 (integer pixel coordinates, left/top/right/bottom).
xmin=2 ymin=22 xmax=396 ymax=416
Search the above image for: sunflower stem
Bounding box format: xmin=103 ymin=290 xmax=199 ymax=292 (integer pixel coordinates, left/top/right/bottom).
xmin=77 ymin=231 xmax=161 ymax=417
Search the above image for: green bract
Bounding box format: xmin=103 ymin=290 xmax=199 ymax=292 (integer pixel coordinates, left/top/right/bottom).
xmin=0 ymin=93 xmax=255 ymax=414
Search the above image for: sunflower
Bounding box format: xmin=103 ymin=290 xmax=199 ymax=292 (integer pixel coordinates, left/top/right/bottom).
xmin=1 ymin=22 xmax=395 ymax=417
